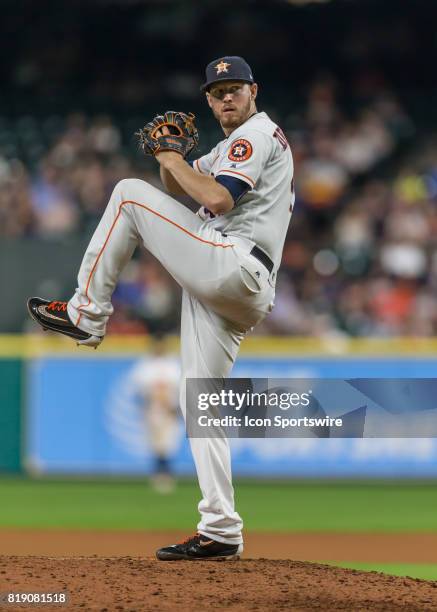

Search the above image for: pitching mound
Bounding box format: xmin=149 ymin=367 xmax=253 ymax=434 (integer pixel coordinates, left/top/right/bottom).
xmin=1 ymin=557 xmax=437 ymax=611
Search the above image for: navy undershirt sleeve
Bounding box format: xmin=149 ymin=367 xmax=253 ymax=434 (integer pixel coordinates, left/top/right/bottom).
xmin=215 ymin=175 xmax=251 ymax=205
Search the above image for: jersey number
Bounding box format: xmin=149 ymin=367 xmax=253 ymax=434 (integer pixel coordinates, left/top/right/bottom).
xmin=274 ymin=128 xmax=294 ymax=211
xmin=273 ymin=127 xmax=289 ymax=151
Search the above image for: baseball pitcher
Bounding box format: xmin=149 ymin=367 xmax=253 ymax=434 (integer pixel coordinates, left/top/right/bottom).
xmin=28 ymin=56 xmax=294 ymax=560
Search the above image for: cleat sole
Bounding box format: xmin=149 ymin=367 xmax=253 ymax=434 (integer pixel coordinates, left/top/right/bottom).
xmin=156 ymin=552 xmax=241 ymax=561
xmin=27 ymin=297 xmax=102 ymax=348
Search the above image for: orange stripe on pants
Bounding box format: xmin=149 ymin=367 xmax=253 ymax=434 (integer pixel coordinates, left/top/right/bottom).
xmin=75 ymin=199 xmax=234 ymax=326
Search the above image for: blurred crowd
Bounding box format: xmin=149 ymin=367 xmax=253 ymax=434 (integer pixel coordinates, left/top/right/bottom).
xmin=265 ymin=78 xmax=437 ymax=337
xmin=0 ymin=114 xmax=156 ymax=238
xmin=3 ymin=74 xmax=436 ymax=338
xmin=2 ymin=0 xmax=437 ymax=337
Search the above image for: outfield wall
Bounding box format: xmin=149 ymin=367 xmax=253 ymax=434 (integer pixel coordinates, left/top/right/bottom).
xmin=1 ymin=335 xmax=437 ymax=477
xmin=0 ymin=358 xmax=22 ymax=472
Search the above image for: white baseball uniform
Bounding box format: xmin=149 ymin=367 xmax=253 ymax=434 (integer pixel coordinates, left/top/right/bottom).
xmin=67 ymin=110 xmax=294 ymax=545
xmin=129 ymin=355 xmax=180 ymax=459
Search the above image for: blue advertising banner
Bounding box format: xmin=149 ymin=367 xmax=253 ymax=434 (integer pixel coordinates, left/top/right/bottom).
xmin=26 ymin=356 xmax=437 ymax=476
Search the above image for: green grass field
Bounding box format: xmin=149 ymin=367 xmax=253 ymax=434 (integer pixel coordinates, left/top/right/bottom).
xmin=1 ymin=478 xmax=437 ymax=531
xmin=1 ymin=478 xmax=436 ymax=580
xmin=333 ymin=563 xmax=437 ymax=581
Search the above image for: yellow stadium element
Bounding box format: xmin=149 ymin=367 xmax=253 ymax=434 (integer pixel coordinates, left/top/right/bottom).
xmin=1 ymin=334 xmax=437 ymax=358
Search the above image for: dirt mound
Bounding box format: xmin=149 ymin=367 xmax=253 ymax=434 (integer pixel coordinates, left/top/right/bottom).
xmin=1 ymin=556 xmax=437 ymax=611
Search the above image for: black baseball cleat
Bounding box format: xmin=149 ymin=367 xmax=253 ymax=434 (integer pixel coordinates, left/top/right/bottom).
xmin=156 ymin=532 xmax=242 ymax=561
xmin=27 ymin=297 xmax=103 ymax=348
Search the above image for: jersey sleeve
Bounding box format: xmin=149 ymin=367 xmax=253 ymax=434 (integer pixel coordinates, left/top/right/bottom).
xmin=215 ymin=174 xmax=251 ymax=205
xmin=215 ymin=130 xmax=273 ymax=189
xmin=191 ymin=144 xmax=221 ymax=175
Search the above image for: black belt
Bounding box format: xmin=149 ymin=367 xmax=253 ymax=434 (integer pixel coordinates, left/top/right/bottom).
xmin=250 ymin=245 xmax=274 ymax=274
xmin=221 ymin=233 xmax=274 ymax=274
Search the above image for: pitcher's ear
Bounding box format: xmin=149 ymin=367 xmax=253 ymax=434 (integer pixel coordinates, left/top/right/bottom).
xmin=250 ymin=83 xmax=258 ymax=99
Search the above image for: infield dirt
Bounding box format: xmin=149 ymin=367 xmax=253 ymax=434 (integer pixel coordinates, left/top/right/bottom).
xmin=2 ymin=530 xmax=437 ymax=563
xmin=2 ymin=556 xmax=437 ymax=611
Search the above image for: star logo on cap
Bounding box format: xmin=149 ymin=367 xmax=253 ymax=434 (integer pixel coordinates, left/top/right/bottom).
xmin=215 ymin=61 xmax=230 ymax=75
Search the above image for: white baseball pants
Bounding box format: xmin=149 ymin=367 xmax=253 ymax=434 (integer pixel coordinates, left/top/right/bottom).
xmin=68 ymin=178 xmax=275 ymax=545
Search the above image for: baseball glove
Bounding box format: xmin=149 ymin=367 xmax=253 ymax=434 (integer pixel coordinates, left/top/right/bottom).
xmin=136 ymin=111 xmax=199 ymax=158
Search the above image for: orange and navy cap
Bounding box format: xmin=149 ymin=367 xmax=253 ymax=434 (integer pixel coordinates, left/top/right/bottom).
xmin=200 ymin=56 xmax=254 ymax=92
